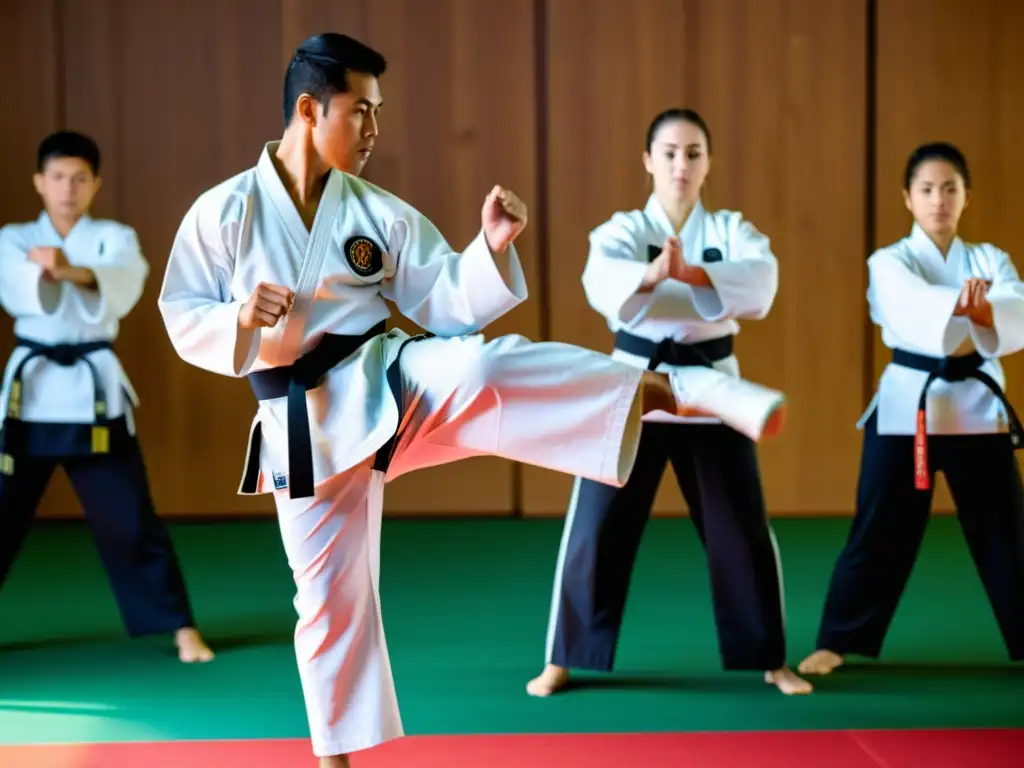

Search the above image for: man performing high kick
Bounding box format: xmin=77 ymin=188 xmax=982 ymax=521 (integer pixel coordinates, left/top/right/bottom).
xmin=158 ymin=33 xmax=787 ymax=767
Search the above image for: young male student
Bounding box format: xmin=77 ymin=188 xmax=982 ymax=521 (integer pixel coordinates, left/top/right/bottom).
xmin=0 ymin=130 xmax=212 ymax=663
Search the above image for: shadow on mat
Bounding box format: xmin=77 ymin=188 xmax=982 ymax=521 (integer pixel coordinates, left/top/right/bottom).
xmin=559 ymin=673 xmax=776 ymax=694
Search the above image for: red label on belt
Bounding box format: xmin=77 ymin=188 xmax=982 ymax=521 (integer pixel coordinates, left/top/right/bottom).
xmin=914 ymin=408 xmax=930 ymax=490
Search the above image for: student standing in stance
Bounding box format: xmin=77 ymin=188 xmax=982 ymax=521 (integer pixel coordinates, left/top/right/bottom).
xmin=526 ymin=108 xmax=811 ymax=698
xmin=800 ymin=142 xmax=1024 ymax=677
xmin=0 ymin=131 xmax=213 ymax=663
xmin=156 ymin=34 xmax=744 ymax=768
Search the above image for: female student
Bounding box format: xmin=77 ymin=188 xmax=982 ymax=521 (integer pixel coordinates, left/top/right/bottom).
xmin=800 ymin=142 xmax=1024 ymax=676
xmin=527 ymin=108 xmax=811 ymax=697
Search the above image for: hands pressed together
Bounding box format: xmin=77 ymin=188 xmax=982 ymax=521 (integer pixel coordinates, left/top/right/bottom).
xmin=954 ymin=276 xmax=994 ymax=328
xmin=641 ymin=237 xmax=709 ymax=291
xmin=29 ymin=246 xmax=96 ymax=288
xmin=28 ymin=246 xmax=70 ymax=281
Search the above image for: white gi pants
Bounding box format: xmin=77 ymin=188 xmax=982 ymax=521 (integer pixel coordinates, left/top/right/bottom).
xmin=272 ymin=333 xmax=645 ymax=757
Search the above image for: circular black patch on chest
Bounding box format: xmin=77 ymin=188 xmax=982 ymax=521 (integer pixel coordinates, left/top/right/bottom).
xmin=345 ymin=235 xmax=384 ymax=277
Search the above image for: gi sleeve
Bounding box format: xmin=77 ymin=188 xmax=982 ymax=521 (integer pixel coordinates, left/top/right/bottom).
xmin=688 ymin=217 xmax=778 ymax=322
xmin=867 ymin=248 xmax=963 ymax=356
xmin=72 ymin=226 xmax=150 ymax=324
xmin=0 ymin=225 xmax=63 ymax=318
xmin=157 ymin=194 xmax=260 ymax=377
xmin=969 ymin=246 xmax=1024 ymax=358
xmin=379 ymin=206 xmax=527 ymax=336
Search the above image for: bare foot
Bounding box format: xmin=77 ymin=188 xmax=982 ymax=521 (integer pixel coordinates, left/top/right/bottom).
xmin=320 ymin=756 xmax=350 ymax=768
xmin=761 ymin=402 xmax=787 ymax=439
xmin=798 ymin=649 xmax=844 ymax=676
xmin=764 ymin=666 xmax=813 ymax=695
xmin=175 ymin=627 xmax=214 ymax=663
xmin=526 ymin=664 xmax=570 ymax=697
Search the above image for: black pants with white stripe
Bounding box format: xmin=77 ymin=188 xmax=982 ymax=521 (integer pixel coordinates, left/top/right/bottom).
xmin=815 ymin=412 xmax=1024 ymax=660
xmin=0 ymin=421 xmax=196 ymax=637
xmin=543 ymin=421 xmax=787 ymax=672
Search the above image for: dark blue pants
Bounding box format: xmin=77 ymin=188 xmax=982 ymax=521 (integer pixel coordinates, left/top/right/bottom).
xmin=0 ymin=422 xmax=196 ymax=637
xmin=543 ymin=421 xmax=786 ymax=672
xmin=815 ymin=412 xmax=1024 ymax=660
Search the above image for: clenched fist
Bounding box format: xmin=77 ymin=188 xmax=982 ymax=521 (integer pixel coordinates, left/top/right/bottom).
xmin=239 ymin=282 xmax=294 ymax=330
xmin=482 ymin=185 xmax=528 ymax=253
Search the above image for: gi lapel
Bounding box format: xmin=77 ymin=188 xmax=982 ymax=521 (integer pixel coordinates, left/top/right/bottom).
xmin=274 ymin=166 xmax=346 ymax=362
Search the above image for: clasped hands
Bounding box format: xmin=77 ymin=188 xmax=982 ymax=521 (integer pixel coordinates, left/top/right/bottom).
xmin=640 ymin=237 xmax=709 ymax=291
xmin=27 ymin=246 xmax=70 ymax=281
xmin=954 ymin=276 xmax=994 ymax=328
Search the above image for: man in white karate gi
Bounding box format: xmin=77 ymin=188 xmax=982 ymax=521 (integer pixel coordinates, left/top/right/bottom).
xmin=158 ymin=33 xmax=782 ymax=767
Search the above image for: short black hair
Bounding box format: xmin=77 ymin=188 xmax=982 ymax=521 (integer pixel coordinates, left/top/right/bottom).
xmin=645 ymin=108 xmax=713 ymax=155
xmin=904 ymin=142 xmax=971 ymax=190
xmin=37 ymin=131 xmax=101 ymax=175
xmin=282 ymin=33 xmax=387 ymax=126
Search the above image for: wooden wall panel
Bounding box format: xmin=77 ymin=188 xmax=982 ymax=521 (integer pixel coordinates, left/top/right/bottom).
xmin=522 ymin=0 xmax=869 ymax=516
xmin=0 ymin=1 xmax=71 ymax=515
xmin=38 ymin=0 xmax=284 ymax=517
xmin=873 ymin=0 xmax=1024 ymax=512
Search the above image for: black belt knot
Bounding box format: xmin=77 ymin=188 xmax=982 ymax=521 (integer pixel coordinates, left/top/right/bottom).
xmin=246 ymin=321 xmax=387 ymax=499
xmin=1 ymin=337 xmax=114 ymax=476
xmin=892 ymin=347 xmax=1023 ymax=491
xmin=613 ymin=330 xmax=734 ymax=371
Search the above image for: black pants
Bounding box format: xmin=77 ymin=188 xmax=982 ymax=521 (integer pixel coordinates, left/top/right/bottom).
xmin=816 ymin=412 xmax=1024 ymax=660
xmin=0 ymin=426 xmax=196 ymax=637
xmin=543 ymin=421 xmax=786 ymax=672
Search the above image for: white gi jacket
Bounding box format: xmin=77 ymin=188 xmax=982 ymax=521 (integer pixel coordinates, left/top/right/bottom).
xmin=581 ymin=195 xmax=778 ymax=426
xmin=0 ymin=213 xmax=147 ymax=432
xmin=158 ymin=142 xmax=528 ymax=495
xmin=860 ymin=223 xmax=1024 ymax=436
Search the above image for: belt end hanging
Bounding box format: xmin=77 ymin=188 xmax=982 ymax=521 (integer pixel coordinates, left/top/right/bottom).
xmin=914 ymin=409 xmax=930 ymax=491
xmin=91 ymin=426 xmax=110 ymax=454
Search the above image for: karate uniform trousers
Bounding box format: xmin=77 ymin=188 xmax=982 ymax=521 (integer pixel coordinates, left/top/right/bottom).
xmin=0 ymin=340 xmax=196 ymax=639
xmin=267 ymin=332 xmax=645 ymax=757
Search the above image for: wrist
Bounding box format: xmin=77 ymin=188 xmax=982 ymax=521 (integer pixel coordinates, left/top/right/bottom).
xmin=682 ymin=265 xmax=711 ymax=287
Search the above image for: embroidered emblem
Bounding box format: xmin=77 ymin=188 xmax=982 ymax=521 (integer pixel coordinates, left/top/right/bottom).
xmin=702 ymin=247 xmax=723 ymax=263
xmin=345 ymin=235 xmax=384 ymax=277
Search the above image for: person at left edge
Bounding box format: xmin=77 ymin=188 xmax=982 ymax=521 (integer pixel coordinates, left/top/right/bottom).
xmin=0 ymin=130 xmax=213 ymax=664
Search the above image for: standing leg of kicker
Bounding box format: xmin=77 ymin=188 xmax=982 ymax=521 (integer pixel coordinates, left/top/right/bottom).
xmin=63 ymin=445 xmax=210 ymax=662
xmin=685 ymin=425 xmax=810 ymax=694
xmin=527 ymin=424 xmax=672 ymax=696
xmin=273 ymin=461 xmax=401 ymax=764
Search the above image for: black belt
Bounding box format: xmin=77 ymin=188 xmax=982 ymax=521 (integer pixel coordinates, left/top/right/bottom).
xmin=613 ymin=330 xmax=734 ymax=371
xmin=892 ymin=348 xmax=1023 ymax=490
xmin=0 ymin=337 xmax=113 ymax=476
xmin=246 ymin=321 xmax=387 ymax=499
